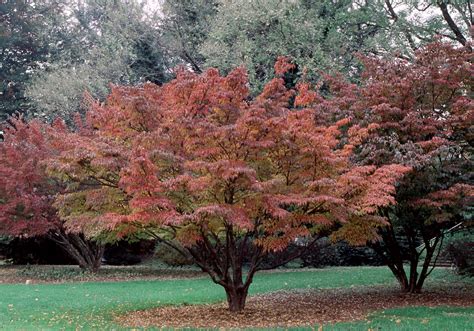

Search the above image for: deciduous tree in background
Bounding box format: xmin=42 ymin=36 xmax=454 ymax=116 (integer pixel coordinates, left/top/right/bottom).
xmin=160 ymin=0 xmax=218 ymax=73
xmin=48 ymin=59 xmax=408 ymax=312
xmin=26 ymin=0 xmax=172 ymax=124
xmin=200 ymin=0 xmax=472 ymax=91
xmin=358 ymin=42 xmax=472 ymax=293
xmin=0 ymin=0 xmax=68 ymax=121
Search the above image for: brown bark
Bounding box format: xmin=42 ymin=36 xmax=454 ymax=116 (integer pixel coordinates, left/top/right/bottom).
xmin=225 ymin=285 xmax=249 ymax=313
xmin=415 ymin=232 xmax=443 ymax=293
xmin=166 ymin=223 xmax=264 ymax=313
xmin=384 ymin=0 xmax=417 ymax=51
xmin=149 ymin=214 xmax=312 ymax=313
xmin=372 ymin=223 xmax=445 ymax=293
xmin=49 ymin=231 xmax=104 ymax=272
xmin=438 ymin=1 xmax=468 ymax=46
xmin=371 ymin=225 xmax=410 ymax=292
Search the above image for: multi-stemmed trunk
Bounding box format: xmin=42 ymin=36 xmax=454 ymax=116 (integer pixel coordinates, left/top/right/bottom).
xmin=183 ymin=224 xmax=262 ymax=313
xmin=372 ymin=224 xmax=444 ymax=293
xmin=49 ymin=230 xmax=104 ymax=272
xmin=151 ymin=223 xmax=318 ymax=313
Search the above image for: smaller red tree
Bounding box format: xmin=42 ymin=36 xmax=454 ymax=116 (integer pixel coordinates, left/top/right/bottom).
xmin=0 ymin=118 xmax=105 ymax=272
xmin=305 ymin=41 xmax=473 ymax=292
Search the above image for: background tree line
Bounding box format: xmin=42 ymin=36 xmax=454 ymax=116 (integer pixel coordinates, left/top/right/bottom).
xmin=1 ymin=0 xmax=471 ymax=123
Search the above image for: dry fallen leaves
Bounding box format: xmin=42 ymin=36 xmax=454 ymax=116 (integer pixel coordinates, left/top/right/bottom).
xmin=117 ymin=284 xmax=474 ymax=329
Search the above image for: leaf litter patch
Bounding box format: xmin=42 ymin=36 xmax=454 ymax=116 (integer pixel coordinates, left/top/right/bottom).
xmin=117 ymin=284 xmax=474 ymax=329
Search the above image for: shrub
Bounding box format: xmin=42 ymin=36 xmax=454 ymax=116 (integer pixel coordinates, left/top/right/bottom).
xmin=154 ymin=242 xmax=194 ymax=267
xmin=446 ymin=241 xmax=474 ymax=276
xmin=0 ymin=236 xmax=75 ymax=265
xmin=103 ymin=240 xmax=156 ymax=265
xmin=301 ymin=238 xmax=384 ymax=268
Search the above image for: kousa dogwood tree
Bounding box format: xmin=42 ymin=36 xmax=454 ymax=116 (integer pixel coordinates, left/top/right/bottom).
xmin=0 ymin=118 xmax=105 ymax=272
xmin=49 ymin=59 xmax=408 ymax=312
xmin=302 ymin=41 xmax=473 ymax=293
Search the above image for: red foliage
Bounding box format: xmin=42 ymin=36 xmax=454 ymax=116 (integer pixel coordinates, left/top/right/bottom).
xmin=352 ymin=42 xmax=472 ymax=219
xmin=0 ymin=118 xmax=63 ymax=237
xmin=0 ymin=118 xmax=107 ymax=271
xmin=298 ymin=41 xmax=472 ymax=293
xmin=2 ymin=40 xmax=469 ymax=301
xmin=292 ymin=41 xmax=471 ymax=205
xmin=274 ymin=56 xmax=296 ymax=76
xmin=46 ymin=64 xmax=408 ymax=277
xmin=414 ymin=184 xmax=474 ymax=223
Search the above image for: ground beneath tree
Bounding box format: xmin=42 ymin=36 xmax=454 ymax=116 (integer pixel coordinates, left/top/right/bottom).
xmin=117 ymin=284 xmax=474 ymax=329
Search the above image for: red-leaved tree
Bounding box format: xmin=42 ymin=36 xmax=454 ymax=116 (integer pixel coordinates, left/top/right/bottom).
xmin=299 ymin=41 xmax=473 ymax=292
xmin=48 ymin=60 xmax=408 ymax=311
xmin=0 ymin=118 xmax=105 ymax=272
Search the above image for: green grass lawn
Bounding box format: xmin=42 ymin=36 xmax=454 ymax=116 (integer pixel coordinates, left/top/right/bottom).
xmin=329 ymin=306 xmax=474 ymax=331
xmin=0 ymin=266 xmax=472 ymax=330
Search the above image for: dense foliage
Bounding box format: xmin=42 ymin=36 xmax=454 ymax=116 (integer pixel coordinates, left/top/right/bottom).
xmin=2 ymin=0 xmax=470 ymax=122
xmin=26 ymin=0 xmax=171 ymax=123
xmin=0 ymin=0 xmax=68 ymax=121
xmin=355 ymin=42 xmax=472 ymax=292
xmin=201 ymin=0 xmax=472 ymax=90
xmin=39 ymin=59 xmax=407 ymax=311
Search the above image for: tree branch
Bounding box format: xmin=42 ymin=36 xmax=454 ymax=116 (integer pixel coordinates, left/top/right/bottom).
xmin=438 ymin=1 xmax=468 ymax=46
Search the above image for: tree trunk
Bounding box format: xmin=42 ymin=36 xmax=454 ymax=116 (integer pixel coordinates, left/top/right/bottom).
xmin=371 ymin=228 xmax=411 ymax=292
xmin=414 ymin=235 xmax=442 ymax=293
xmin=49 ymin=231 xmax=104 ymax=273
xmin=438 ymin=1 xmax=468 ymax=46
xmin=389 ymin=261 xmax=421 ymax=293
xmin=407 ymin=252 xmax=419 ymax=292
xmin=76 ymin=241 xmax=104 ymax=273
xmin=389 ymin=266 xmax=409 ymax=292
xmin=225 ymin=285 xmax=249 ymax=313
xmin=372 ymin=223 xmax=437 ymax=293
xmin=174 ymin=223 xmax=263 ymax=313
xmin=186 ymin=223 xmax=260 ymax=313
